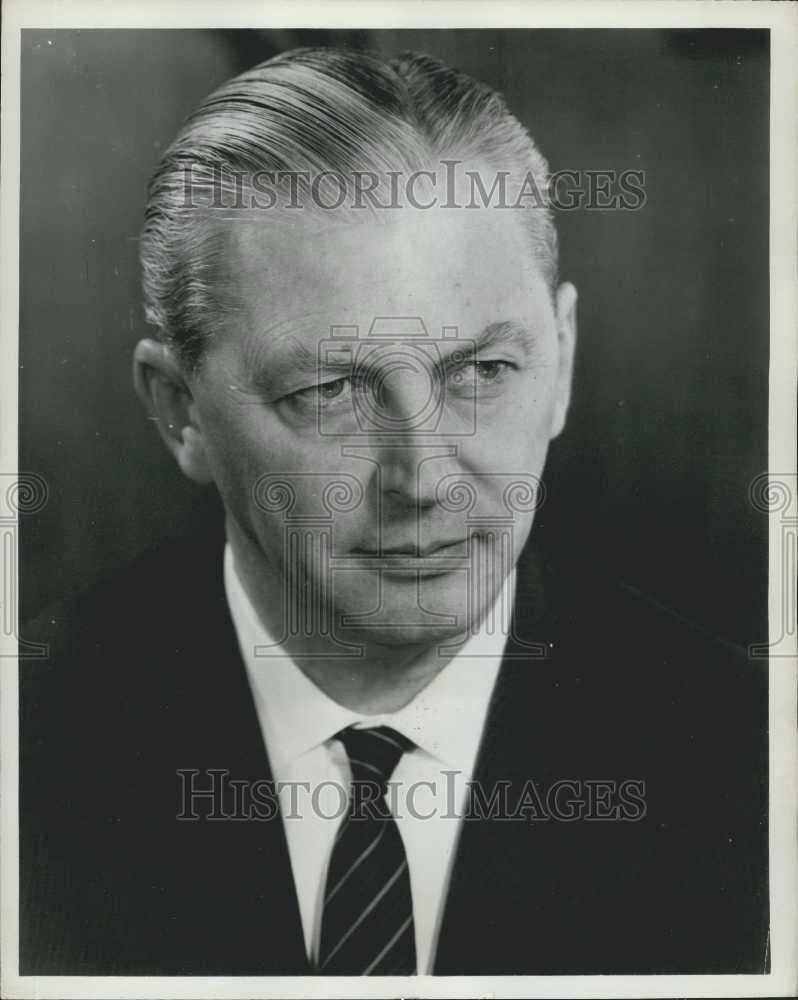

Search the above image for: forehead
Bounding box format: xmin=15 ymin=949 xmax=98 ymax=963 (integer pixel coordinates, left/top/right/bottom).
xmin=218 ymin=203 xmax=551 ymax=358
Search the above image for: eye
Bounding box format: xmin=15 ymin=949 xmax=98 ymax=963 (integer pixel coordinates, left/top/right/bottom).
xmin=286 ymin=374 xmax=356 ymax=410
xmin=450 ymin=359 xmax=514 ymax=389
xmin=318 ymin=377 xmax=350 ymax=401
xmin=473 ymin=360 xmax=511 ymax=383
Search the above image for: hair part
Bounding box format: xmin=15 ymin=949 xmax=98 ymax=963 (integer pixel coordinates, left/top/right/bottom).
xmin=140 ymin=47 xmax=559 ymax=373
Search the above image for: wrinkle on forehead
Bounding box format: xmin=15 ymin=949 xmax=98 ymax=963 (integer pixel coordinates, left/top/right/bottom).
xmin=212 ymin=200 xmax=553 ymax=379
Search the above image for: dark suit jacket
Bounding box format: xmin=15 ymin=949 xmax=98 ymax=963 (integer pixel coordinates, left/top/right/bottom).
xmin=20 ymin=527 xmax=769 ymax=975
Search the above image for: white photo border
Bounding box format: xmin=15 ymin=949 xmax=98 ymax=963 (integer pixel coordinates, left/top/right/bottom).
xmin=2 ymin=2 xmax=796 ymax=998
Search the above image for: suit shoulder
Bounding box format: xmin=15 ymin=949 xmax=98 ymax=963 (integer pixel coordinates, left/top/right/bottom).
xmin=528 ymin=550 xmax=769 ymax=762
xmin=544 ymin=553 xmax=764 ymax=681
xmin=23 ymin=530 xmax=224 ymax=657
xmin=20 ymin=529 xmax=227 ymax=729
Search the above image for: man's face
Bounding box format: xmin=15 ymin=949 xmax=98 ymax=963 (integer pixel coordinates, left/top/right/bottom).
xmin=187 ymin=201 xmax=575 ymax=647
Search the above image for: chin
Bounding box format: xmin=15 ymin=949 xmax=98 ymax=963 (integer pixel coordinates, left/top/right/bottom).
xmin=336 ymin=619 xmax=468 ymax=650
xmin=328 ymin=573 xmax=500 ymax=650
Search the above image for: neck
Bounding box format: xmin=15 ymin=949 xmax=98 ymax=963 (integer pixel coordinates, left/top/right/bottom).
xmin=226 ymin=516 xmax=464 ymax=714
xmin=298 ymin=642 xmax=458 ymax=715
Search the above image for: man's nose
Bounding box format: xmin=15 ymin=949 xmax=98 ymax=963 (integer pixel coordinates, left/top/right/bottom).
xmin=367 ymin=365 xmax=449 ymax=507
xmin=369 ymin=360 xmax=439 ymax=432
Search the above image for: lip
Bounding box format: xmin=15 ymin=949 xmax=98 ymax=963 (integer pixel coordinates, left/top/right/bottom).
xmin=352 ymin=539 xmax=467 ymax=558
xmin=349 ymin=539 xmax=470 ymax=577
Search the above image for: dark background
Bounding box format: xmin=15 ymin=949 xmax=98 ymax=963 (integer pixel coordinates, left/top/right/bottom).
xmin=19 ymin=29 xmax=770 ymax=648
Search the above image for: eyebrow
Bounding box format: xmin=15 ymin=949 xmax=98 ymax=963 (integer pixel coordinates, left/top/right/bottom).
xmin=246 ymin=336 xmax=320 ymax=397
xmin=247 ymin=320 xmax=536 ymax=397
xmin=448 ymin=320 xmax=536 ymax=364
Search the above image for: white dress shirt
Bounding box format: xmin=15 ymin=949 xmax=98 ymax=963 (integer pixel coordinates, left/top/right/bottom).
xmin=223 ymin=543 xmax=514 ymax=974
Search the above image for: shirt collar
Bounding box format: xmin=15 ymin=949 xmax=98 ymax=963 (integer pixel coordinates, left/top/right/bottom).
xmin=224 ymin=543 xmax=513 ymax=774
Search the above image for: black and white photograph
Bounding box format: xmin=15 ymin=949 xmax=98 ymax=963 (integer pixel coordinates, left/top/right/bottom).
xmin=2 ymin=2 xmax=796 ymax=998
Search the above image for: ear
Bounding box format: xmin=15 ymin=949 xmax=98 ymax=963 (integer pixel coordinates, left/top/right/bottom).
xmin=549 ymin=281 xmax=578 ymax=440
xmin=132 ymin=338 xmax=214 ymax=484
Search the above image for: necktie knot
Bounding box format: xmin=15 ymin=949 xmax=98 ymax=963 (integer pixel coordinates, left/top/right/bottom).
xmin=336 ymin=725 xmax=413 ymax=790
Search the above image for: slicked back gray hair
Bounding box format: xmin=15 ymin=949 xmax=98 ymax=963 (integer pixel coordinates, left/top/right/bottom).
xmin=140 ymin=47 xmax=559 ymax=372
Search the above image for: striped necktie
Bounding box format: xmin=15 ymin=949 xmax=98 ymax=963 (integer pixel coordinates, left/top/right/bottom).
xmin=317 ymin=725 xmax=416 ymax=975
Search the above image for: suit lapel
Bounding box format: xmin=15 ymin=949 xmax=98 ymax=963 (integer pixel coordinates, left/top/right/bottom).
xmin=433 ymin=543 xmax=615 ymax=974
xmin=433 ymin=544 xmax=546 ymax=972
xmin=155 ymin=535 xmax=311 ymax=973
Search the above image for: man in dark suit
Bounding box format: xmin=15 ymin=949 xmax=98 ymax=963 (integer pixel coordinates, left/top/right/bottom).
xmin=20 ymin=47 xmax=768 ymax=976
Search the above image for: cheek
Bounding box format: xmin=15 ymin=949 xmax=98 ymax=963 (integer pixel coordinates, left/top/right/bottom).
xmin=467 ymin=389 xmax=555 ymax=472
xmin=511 ymin=367 xmax=561 ymax=447
xmin=192 ymin=395 xmax=281 ymax=523
xmin=198 ymin=388 xmax=290 ymax=473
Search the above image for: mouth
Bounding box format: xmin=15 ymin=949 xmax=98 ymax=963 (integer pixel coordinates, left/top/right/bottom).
xmin=353 ymin=538 xmax=467 ymax=557
xmin=350 ymin=538 xmax=470 ymax=576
